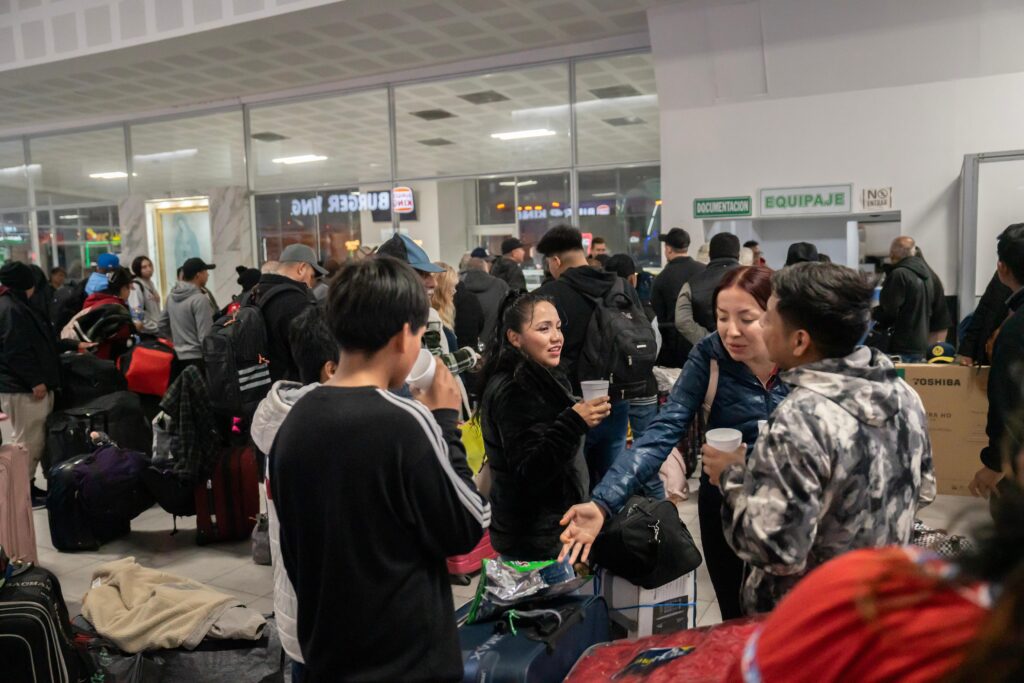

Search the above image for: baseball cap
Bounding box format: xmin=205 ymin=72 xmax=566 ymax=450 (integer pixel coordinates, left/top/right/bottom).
xmin=786 ymin=242 xmax=820 ymax=266
xmin=97 ymin=253 xmax=120 ymax=269
xmin=181 ymin=257 xmax=216 ymax=280
xmin=927 ymin=342 xmax=956 ymax=364
xmin=501 ymin=237 xmax=529 ymax=255
xmin=376 ymin=233 xmax=444 ymax=273
xmin=280 ymin=243 xmax=328 ymax=275
xmin=470 ymin=247 xmax=491 ymax=259
xmin=658 ymin=227 xmax=691 ymax=250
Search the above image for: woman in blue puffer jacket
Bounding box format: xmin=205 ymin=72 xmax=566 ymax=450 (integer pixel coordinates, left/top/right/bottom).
xmin=560 ymin=265 xmax=788 ymax=619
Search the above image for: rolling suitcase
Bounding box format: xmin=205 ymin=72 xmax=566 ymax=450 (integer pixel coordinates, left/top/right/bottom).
xmin=58 ymin=391 xmax=153 ymax=456
xmin=0 ymin=564 xmax=83 ymax=683
xmin=55 ymin=352 xmax=127 ymax=410
xmin=459 ymin=594 xmax=610 ymax=683
xmin=448 ymin=531 xmax=498 ymax=585
xmin=47 ymin=455 xmax=131 ymax=552
xmin=195 ymin=446 xmax=260 ymax=545
xmin=75 ymin=446 xmax=154 ymax=525
xmin=0 ymin=444 xmax=37 ymax=563
xmin=45 ymin=409 xmax=107 ymax=474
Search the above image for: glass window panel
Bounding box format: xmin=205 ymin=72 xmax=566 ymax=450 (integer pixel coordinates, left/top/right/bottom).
xmin=395 ymin=64 xmax=571 ymax=178
xmin=131 ymin=111 xmax=245 ymax=197
xmin=37 ymin=204 xmax=120 ymax=276
xmin=476 ymin=176 xmax=516 ymax=226
xmin=250 ymin=90 xmax=391 ymax=192
xmin=578 ymin=165 xmax=661 ymax=268
xmin=514 ymin=172 xmax=570 ymax=257
xmin=0 ymin=211 xmax=31 ymax=267
xmin=0 ymin=140 xmax=28 ymax=209
xmin=575 ymin=53 xmax=659 ymax=166
xmin=30 ymin=128 xmax=128 ymax=205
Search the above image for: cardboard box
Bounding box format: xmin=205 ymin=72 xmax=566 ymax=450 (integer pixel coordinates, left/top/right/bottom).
xmin=600 ymin=571 xmax=698 ymax=639
xmin=895 ymin=364 xmax=989 ymax=496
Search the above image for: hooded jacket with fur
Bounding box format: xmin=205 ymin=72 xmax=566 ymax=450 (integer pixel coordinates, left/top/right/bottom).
xmin=719 ymin=346 xmax=936 ymax=614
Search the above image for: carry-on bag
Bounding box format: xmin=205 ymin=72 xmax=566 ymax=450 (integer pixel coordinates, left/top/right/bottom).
xmin=48 ymin=455 xmax=130 ymax=552
xmin=45 ymin=409 xmax=108 ymax=473
xmin=0 ymin=444 xmax=37 ymax=563
xmin=75 ymin=446 xmax=154 ymax=525
xmin=565 ymin=617 xmax=764 ymax=682
xmin=459 ymin=594 xmax=611 ymax=683
xmin=118 ymin=338 xmax=176 ymax=397
xmin=0 ymin=564 xmax=84 ymax=683
xmin=448 ymin=530 xmax=497 ymax=585
xmin=55 ymin=351 xmax=127 ymax=410
xmin=195 ymin=446 xmax=260 ymax=545
xmin=58 ymin=391 xmax=153 ymax=456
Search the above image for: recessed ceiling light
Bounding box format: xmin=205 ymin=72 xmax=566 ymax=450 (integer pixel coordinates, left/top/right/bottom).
xmin=490 ymin=129 xmax=556 ymax=141
xmin=418 ymin=138 xmax=455 ymax=146
xmin=459 ymin=90 xmax=510 ymax=105
xmin=410 ymin=109 xmax=457 ymax=121
xmin=134 ymin=148 xmax=198 ymax=162
xmin=591 ymin=192 xmax=617 ymax=197
xmin=590 ymin=85 xmax=643 ymax=100
xmin=603 ymin=116 xmax=646 ymax=127
xmin=272 ymin=155 xmax=328 ymax=165
xmin=498 ymin=180 xmax=538 ymax=187
xmin=89 ymin=171 xmax=128 ymax=179
xmin=251 ymin=132 xmax=288 ymax=142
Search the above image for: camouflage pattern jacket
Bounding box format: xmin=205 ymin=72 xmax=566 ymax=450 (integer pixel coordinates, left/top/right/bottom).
xmin=719 ymin=346 xmax=936 ymax=614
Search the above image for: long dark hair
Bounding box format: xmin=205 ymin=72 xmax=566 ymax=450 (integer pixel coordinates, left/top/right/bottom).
xmin=131 ymin=256 xmax=151 ymax=279
xmin=473 ymin=290 xmax=555 ymax=417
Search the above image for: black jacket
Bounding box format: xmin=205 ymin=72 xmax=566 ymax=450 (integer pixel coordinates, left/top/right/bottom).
xmin=491 ymin=256 xmax=527 ymax=291
xmin=652 ymin=256 xmax=705 ymax=367
xmin=961 ymin=272 xmax=1012 ymax=363
xmin=924 ymin=262 xmax=952 ymax=334
xmin=453 ymin=281 xmax=484 ymax=351
xmin=480 ymin=358 xmax=589 ymax=559
xmin=461 ymin=269 xmax=509 ymax=346
xmin=875 ymin=256 xmax=934 ymax=356
xmin=981 ymin=287 xmax=1024 ymax=472
xmin=689 ymin=257 xmax=741 ymax=331
xmin=0 ymin=287 xmax=63 ymax=393
xmin=254 ymin=274 xmax=315 ymax=383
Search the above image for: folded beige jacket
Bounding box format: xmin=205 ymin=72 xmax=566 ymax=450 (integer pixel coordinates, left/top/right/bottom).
xmin=82 ymin=557 xmax=263 ymax=653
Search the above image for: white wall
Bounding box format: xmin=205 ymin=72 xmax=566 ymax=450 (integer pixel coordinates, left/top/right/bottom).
xmin=649 ymin=0 xmax=1024 ymax=292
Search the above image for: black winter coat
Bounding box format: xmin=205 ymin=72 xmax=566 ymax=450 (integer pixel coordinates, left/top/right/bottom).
xmin=453 ymin=281 xmax=484 ymax=351
xmin=255 ymin=274 xmax=315 ymax=383
xmin=491 ymin=256 xmax=527 ymax=291
xmin=652 ymin=256 xmax=705 ymax=367
xmin=0 ymin=287 xmax=62 ymax=393
xmin=875 ymin=256 xmax=934 ymax=356
xmin=961 ymin=272 xmax=1012 ymax=363
xmin=480 ymin=357 xmax=589 ymax=560
xmin=981 ymin=287 xmax=1024 ymax=472
xmin=689 ymin=257 xmax=741 ymax=332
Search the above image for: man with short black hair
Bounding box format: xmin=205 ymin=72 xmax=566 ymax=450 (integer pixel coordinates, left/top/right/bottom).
xmin=874 ymin=236 xmax=936 ymax=361
xmin=255 ymin=243 xmax=322 ymax=382
xmin=590 ymin=236 xmax=608 ymax=257
xmin=969 ymin=223 xmax=1024 ymax=500
xmin=160 ymin=257 xmax=217 ymax=372
xmin=653 ymin=227 xmax=705 ymax=366
xmin=491 ymin=237 xmax=529 ymax=291
xmin=675 ymin=232 xmax=741 ymax=345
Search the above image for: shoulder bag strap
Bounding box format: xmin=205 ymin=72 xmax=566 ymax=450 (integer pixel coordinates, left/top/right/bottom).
xmin=702 ymin=358 xmax=719 ymax=421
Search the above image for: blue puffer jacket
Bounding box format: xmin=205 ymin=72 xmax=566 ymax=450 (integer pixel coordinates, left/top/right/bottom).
xmin=592 ymin=333 xmax=789 ymax=512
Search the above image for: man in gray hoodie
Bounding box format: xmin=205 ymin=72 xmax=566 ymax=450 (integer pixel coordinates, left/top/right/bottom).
xmin=159 ymin=257 xmax=216 ymax=371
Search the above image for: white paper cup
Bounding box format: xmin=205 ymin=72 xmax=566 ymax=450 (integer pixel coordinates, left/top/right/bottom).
xmin=580 ymin=380 xmax=610 ymax=402
xmin=706 ymin=427 xmax=743 ymax=452
xmin=406 ymin=348 xmax=437 ymax=392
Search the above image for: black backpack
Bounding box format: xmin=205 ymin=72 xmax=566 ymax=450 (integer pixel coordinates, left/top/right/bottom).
xmin=578 ymin=278 xmax=658 ymax=401
xmin=202 ymin=284 xmax=289 ymax=416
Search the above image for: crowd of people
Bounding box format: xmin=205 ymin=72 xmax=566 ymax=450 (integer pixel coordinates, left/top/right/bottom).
xmin=0 ymin=219 xmax=1023 ymax=682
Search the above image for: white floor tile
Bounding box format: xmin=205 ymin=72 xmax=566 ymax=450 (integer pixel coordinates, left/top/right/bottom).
xmin=697 ymin=601 xmax=722 ymax=627
xmin=207 ymin=562 xmax=275 ymax=596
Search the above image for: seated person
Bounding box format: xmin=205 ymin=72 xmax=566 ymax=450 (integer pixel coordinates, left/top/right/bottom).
xmin=269 ymin=257 xmax=489 ymax=682
xmin=561 ymin=263 xmax=936 ymax=614
xmin=478 ymin=291 xmax=610 ymax=560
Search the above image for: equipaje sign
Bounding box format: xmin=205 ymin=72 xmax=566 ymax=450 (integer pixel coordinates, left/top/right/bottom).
xmin=759 ymin=184 xmax=852 ymax=216
xmin=693 ymin=196 xmax=752 ymax=219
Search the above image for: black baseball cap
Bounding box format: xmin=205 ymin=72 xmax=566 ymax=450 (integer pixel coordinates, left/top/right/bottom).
xmin=658 ymin=228 xmax=691 ymax=250
xmin=470 ymin=247 xmax=492 ymax=259
xmin=785 ymin=242 xmax=819 ymax=266
xmin=501 ymin=237 xmax=529 ymax=255
xmin=181 ymin=257 xmax=216 ymax=279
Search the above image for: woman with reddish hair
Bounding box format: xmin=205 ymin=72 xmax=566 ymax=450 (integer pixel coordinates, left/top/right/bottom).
xmin=560 ymin=265 xmax=788 ymax=619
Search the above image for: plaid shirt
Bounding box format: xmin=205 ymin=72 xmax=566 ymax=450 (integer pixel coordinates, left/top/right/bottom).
xmin=423 ymin=321 xmax=479 ymax=376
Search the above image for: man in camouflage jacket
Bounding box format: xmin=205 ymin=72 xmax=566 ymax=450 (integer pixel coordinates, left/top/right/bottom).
xmin=705 ymin=263 xmax=936 ymax=614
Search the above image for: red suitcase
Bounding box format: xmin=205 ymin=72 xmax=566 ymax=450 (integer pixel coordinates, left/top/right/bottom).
xmin=118 ymin=338 xmax=176 ymax=396
xmin=565 ymin=617 xmax=765 ymax=682
xmin=194 ymin=446 xmax=259 ymax=545
xmin=447 ymin=530 xmax=497 ymax=585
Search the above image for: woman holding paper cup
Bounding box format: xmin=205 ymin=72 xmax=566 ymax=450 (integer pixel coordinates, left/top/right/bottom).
xmin=559 ymin=265 xmax=788 ymax=619
xmin=478 ymin=291 xmax=612 ymax=560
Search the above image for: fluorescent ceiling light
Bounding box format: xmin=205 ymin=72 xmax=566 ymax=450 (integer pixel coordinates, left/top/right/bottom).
xmin=272 ymin=154 xmax=328 ymax=165
xmin=89 ymin=171 xmax=128 ymax=179
xmin=591 ymin=192 xmax=617 ymax=197
xmin=59 ymin=214 xmax=81 ymax=220
xmin=498 ymin=180 xmax=538 ymax=187
xmin=0 ymin=163 xmax=39 ymax=175
xmin=490 ymin=129 xmax=556 ymax=141
xmin=134 ymin=148 xmax=198 ymax=163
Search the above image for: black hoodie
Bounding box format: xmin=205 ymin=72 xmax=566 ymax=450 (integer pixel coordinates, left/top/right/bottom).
xmin=875 ymin=255 xmax=934 ymax=356
xmin=536 ymin=265 xmax=641 ymax=393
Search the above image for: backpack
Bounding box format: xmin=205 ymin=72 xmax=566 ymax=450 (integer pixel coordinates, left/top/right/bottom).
xmin=578 ymin=278 xmax=658 ymax=401
xmin=202 ymin=284 xmax=290 ymax=416
xmin=51 ymin=280 xmax=88 ymax=331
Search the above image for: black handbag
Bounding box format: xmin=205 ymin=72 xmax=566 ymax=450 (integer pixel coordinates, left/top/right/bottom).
xmin=590 ymin=496 xmax=702 ymax=589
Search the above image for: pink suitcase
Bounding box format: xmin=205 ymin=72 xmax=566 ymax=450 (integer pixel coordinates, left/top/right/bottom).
xmin=447 ymin=531 xmax=497 ymax=585
xmin=0 ymin=444 xmax=38 ymax=563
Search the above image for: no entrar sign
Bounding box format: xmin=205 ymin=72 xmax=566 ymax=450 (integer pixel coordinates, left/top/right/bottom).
xmin=694 ymin=196 xmax=752 ymax=219
xmin=759 ymin=185 xmax=852 ymax=216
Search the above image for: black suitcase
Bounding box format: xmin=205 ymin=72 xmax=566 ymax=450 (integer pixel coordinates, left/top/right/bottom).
xmin=55 ymin=352 xmax=127 ymax=410
xmin=47 ymin=454 xmax=131 ymax=552
xmin=44 ymin=410 xmax=108 ymax=474
xmin=51 ymin=391 xmax=152 ymax=461
xmin=0 ymin=564 xmax=83 ymax=683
